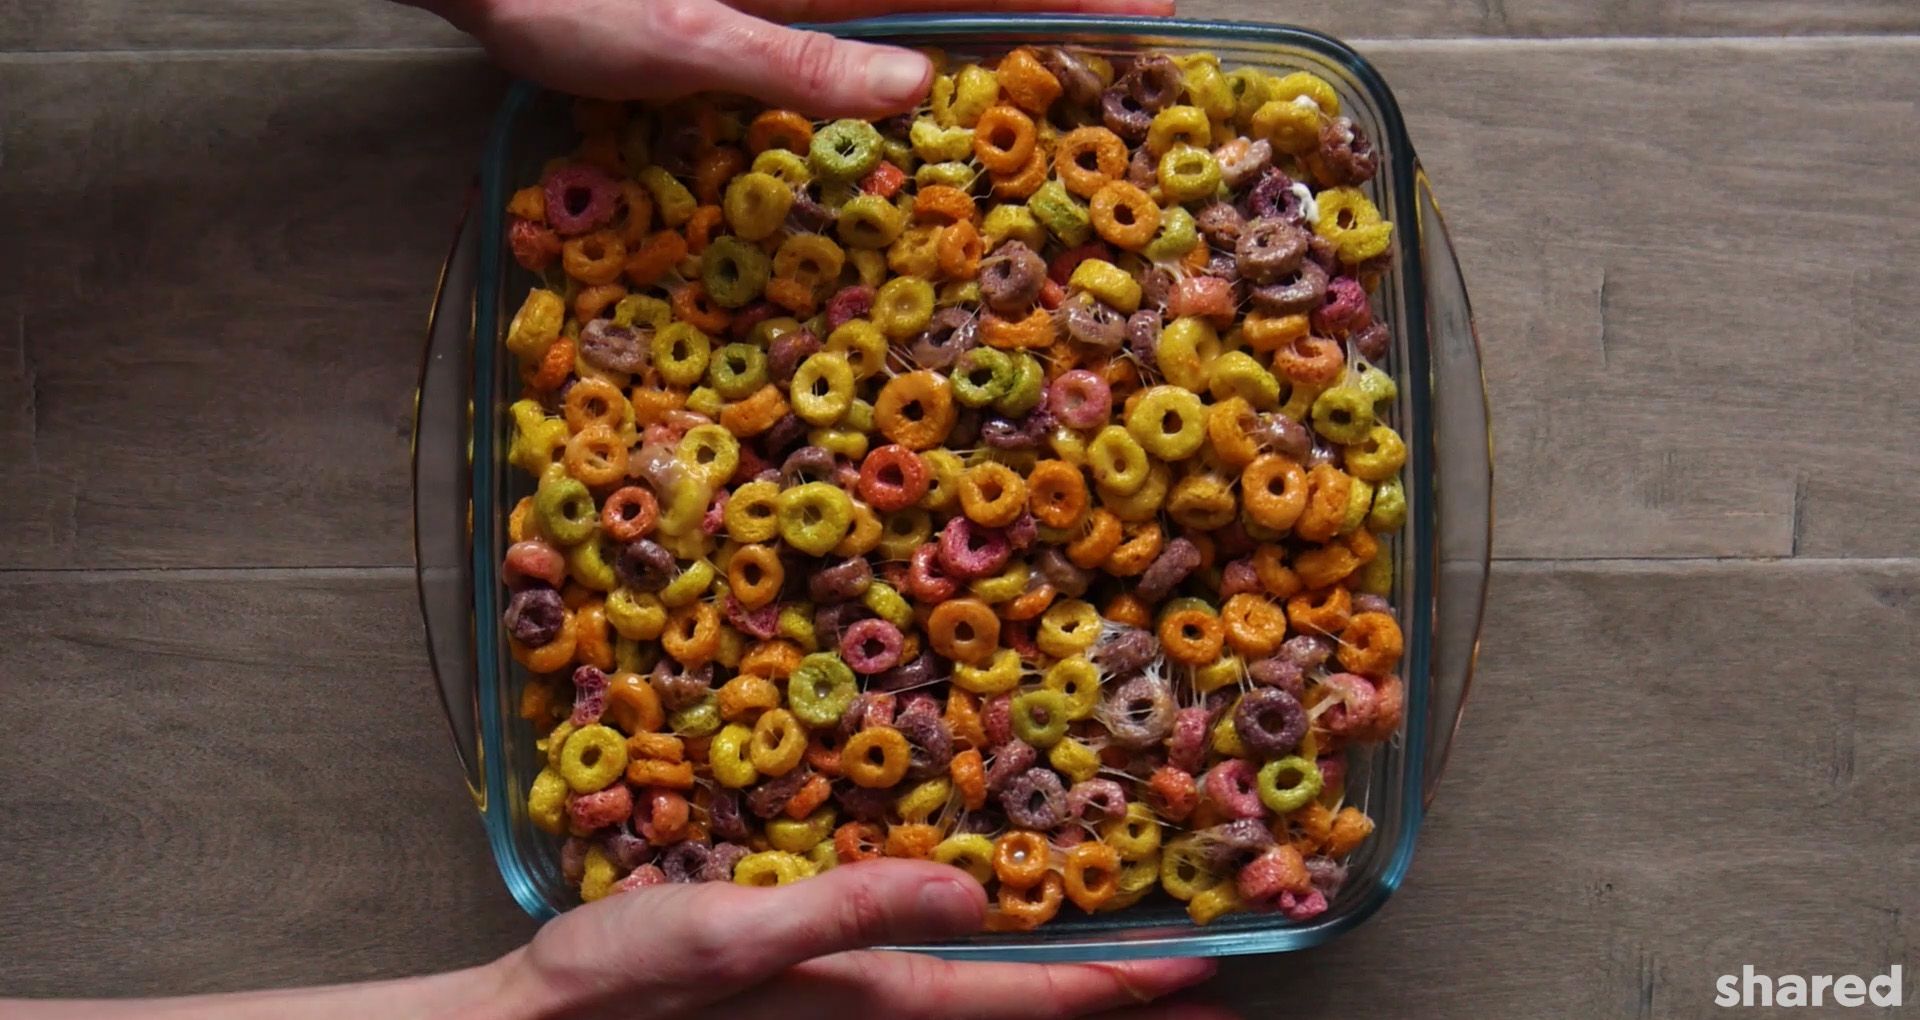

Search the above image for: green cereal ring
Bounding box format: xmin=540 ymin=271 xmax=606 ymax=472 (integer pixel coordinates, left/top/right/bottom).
xmin=778 ymin=602 xmax=820 ymax=650
xmin=638 ymin=165 xmax=696 ymax=228
xmin=751 ymin=148 xmax=812 ymax=188
xmin=722 ymin=171 xmax=794 ymax=242
xmin=1256 ymin=755 xmax=1324 ymax=814
xmin=1368 ymin=476 xmax=1408 ymax=533
xmin=841 ymin=398 xmax=876 ymax=435
xmin=678 ymin=424 xmax=740 ymax=487
xmin=993 ymin=352 xmax=1046 ymax=417
xmin=669 ymin=694 xmax=722 ymax=738
xmin=790 ymin=351 xmax=856 ymax=426
xmin=835 ymin=194 xmax=907 ymax=249
xmin=566 ymin=533 xmax=619 ymax=591
xmin=1011 ymin=689 xmax=1072 ymax=748
xmin=701 ymin=236 xmax=771 ymax=309
xmin=659 ymin=556 xmax=717 ymax=609
xmin=873 ymin=277 xmax=936 ymax=341
xmin=1157 ymin=145 xmax=1223 ymax=204
xmin=910 ymin=118 xmax=975 ymax=162
xmin=877 ymin=507 xmax=933 ymax=560
xmin=1144 ymin=205 xmax=1198 ymax=263
xmin=882 ymin=138 xmax=915 ymax=172
xmin=787 ymin=652 xmax=858 ymax=727
xmin=1356 ymin=547 xmax=1393 ymax=595
xmin=1087 ymin=425 xmax=1149 ymax=495
xmin=613 ymin=293 xmax=672 ymax=331
xmin=1207 ymin=350 xmax=1281 ymax=410
xmin=1310 ymin=384 xmax=1375 ymax=444
xmin=533 ymin=471 xmax=598 ymax=545
xmin=652 ymin=322 xmax=711 ymax=388
xmin=684 ymin=386 xmax=723 ymax=419
xmin=810 ymin=118 xmax=885 ymax=181
xmin=1341 ymin=476 xmax=1375 ymax=534
xmin=1353 ymin=362 xmax=1398 ymax=418
xmin=917 ymin=451 xmax=963 ymax=512
xmin=861 ymin=580 xmax=913 ymax=629
xmin=938 ymin=280 xmax=981 ymax=307
xmin=708 ymin=342 xmax=769 ymax=401
xmin=915 ymin=161 xmax=975 ymax=189
xmin=1029 ymin=180 xmax=1092 ymax=247
xmin=982 ymin=203 xmax=1045 ymax=252
xmin=776 ymin=481 xmax=854 ymax=556
xmin=750 ymin=315 xmax=804 ymax=347
xmin=952 ymin=347 xmax=1014 ymax=408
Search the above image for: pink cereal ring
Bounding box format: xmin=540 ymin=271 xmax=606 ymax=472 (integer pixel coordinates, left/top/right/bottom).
xmin=907 ymin=542 xmax=960 ymax=603
xmin=1168 ymin=275 xmax=1237 ymax=329
xmin=1167 ymin=705 xmax=1211 ymax=775
xmin=825 ymin=285 xmax=874 ymax=330
xmin=1311 ymin=276 xmax=1372 ymax=337
xmin=1277 ymin=888 xmax=1329 ymax=921
xmin=543 ymin=165 xmax=621 ymax=236
xmin=1317 ymin=672 xmax=1379 ymax=737
xmin=570 ymin=665 xmax=610 ymax=726
xmin=613 ymin=863 xmax=668 ymax=894
xmin=840 ymin=618 xmax=905 ymax=675
xmin=1047 ymin=369 xmax=1113 ymax=430
xmin=1203 ymin=758 xmax=1265 ymax=820
xmin=567 ymin=784 xmax=634 ymax=832
xmin=982 ymin=694 xmax=1016 ymax=749
xmin=937 ymin=517 xmax=1011 ymax=580
xmin=504 ymin=540 xmax=568 ymax=589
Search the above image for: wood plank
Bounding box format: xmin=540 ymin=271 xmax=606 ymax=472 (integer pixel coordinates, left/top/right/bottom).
xmin=5 ymin=0 xmax=1918 ymax=52
xmin=3 ymin=560 xmax=1914 ymax=1008
xmin=0 ymin=53 xmax=505 ymax=570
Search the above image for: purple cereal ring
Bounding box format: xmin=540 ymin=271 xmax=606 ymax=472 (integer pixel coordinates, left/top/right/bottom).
xmin=825 ymin=285 xmax=874 ymax=331
xmin=981 ymin=415 xmax=1039 ymax=451
xmin=1167 ymin=705 xmax=1211 ymax=774
xmin=1250 ymin=259 xmax=1329 ymax=316
xmin=985 ymin=739 xmax=1036 ymax=793
xmin=841 ymin=618 xmax=904 ymax=675
xmin=578 ymin=319 xmax=651 ymax=374
xmin=747 ymin=767 xmax=815 ymax=820
xmin=874 ymin=651 xmax=941 ymax=693
xmin=503 ymin=587 xmax=566 ymax=647
xmin=980 ymin=242 xmax=1047 ymax=316
xmin=649 ymin=660 xmax=713 ymax=711
xmin=1048 ymin=369 xmax=1113 ymax=430
xmin=602 ymin=824 xmax=653 ymax=870
xmin=1279 ymin=635 xmax=1334 ymax=670
xmin=937 ymin=517 xmax=1010 ymax=580
xmin=703 ymin=842 xmax=751 ymax=883
xmin=786 ymin=189 xmax=836 ymax=233
xmin=1278 ymin=888 xmax=1330 ymax=921
xmin=1007 ymin=510 xmax=1038 ymax=552
xmin=561 ymin=836 xmax=592 ymax=882
xmin=896 ymin=709 xmax=954 ymax=781
xmin=1352 ymin=322 xmax=1392 ymax=364
xmin=834 ymin=782 xmax=894 ymax=822
xmin=1246 ymin=167 xmax=1305 ymax=225
xmin=983 ymin=695 xmax=1016 ymax=748
xmin=1125 ymin=310 xmax=1162 ymax=372
xmin=1236 ymin=217 xmax=1310 ymax=285
xmin=700 ymin=491 xmax=728 ymax=536
xmin=615 ymin=539 xmax=675 ymax=592
xmin=1100 ymin=87 xmax=1152 ymax=142
xmin=542 ymin=165 xmax=619 ymax=236
xmin=1135 ymin=537 xmax=1202 ymax=603
xmin=767 ymin=329 xmax=821 ymax=386
xmin=1195 ymin=201 xmax=1247 ymax=249
xmin=1317 ymin=116 xmax=1379 ymax=186
xmin=809 ymin=556 xmax=873 ymax=604
xmin=723 ymin=597 xmax=780 ymax=640
xmin=1220 ymin=557 xmax=1261 ymax=598
xmin=1353 ymin=594 xmax=1394 ymax=617
xmin=1251 ymin=413 xmax=1313 ymax=463
xmin=1066 ymin=778 xmax=1128 ymax=823
xmin=1035 ymin=546 xmax=1092 ymax=598
xmin=760 ymin=411 xmax=808 ymax=457
xmin=839 ymin=691 xmax=897 ymax=737
xmin=1123 ymin=55 xmax=1181 ymax=112
xmin=1101 ymin=674 xmax=1176 ymax=750
xmin=812 ymin=601 xmax=866 ymax=644
xmin=1052 ymin=824 xmax=1088 ymax=849
xmin=570 ymin=665 xmax=611 ymax=725
xmin=1204 ymin=758 xmax=1265 ymax=820
xmin=658 ymin=840 xmax=713 ymax=883
xmin=1092 ymin=626 xmax=1160 ymax=677
xmin=780 ymin=444 xmax=839 ymax=486
xmin=1062 ymin=294 xmax=1127 ymax=349
xmin=707 ymin=790 xmax=751 ymax=842
xmin=1234 ymin=688 xmax=1309 ymax=757
xmin=1248 ymin=655 xmax=1306 ymax=699
xmin=1312 ymin=276 xmax=1372 ymax=336
xmin=1199 ymin=818 xmax=1275 ymax=872
xmin=909 ymin=306 xmax=980 ymax=371
xmin=567 ymin=784 xmax=633 ymax=832
xmin=1000 ymin=767 xmax=1068 ymax=830
xmin=1305 ymin=855 xmax=1349 ymax=897
xmin=1139 ymin=268 xmax=1175 ymax=311
xmin=1039 ymin=47 xmax=1103 ymax=108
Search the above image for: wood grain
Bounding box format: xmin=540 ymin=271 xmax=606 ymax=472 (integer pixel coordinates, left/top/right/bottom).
xmin=5 ymin=0 xmax=1918 ymax=52
xmin=2 ymin=561 xmax=1913 ymax=1010
xmin=0 ymin=53 xmax=504 ymax=570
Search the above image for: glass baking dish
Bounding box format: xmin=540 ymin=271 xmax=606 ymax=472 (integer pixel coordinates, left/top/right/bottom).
xmin=414 ymin=13 xmax=1491 ymax=961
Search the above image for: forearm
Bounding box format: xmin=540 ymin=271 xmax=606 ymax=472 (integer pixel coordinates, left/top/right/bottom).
xmin=2 ymin=951 xmax=539 ymax=1020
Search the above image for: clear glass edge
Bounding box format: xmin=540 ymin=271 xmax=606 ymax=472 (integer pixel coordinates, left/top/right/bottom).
xmin=462 ymin=13 xmax=1471 ymax=958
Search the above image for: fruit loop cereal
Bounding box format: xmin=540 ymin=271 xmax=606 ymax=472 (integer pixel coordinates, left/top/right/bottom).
xmin=500 ymin=46 xmax=1408 ymax=930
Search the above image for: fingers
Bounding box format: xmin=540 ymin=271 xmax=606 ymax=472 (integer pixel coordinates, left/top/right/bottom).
xmin=729 ymin=951 xmax=1220 ymax=1019
xmin=730 ymin=0 xmax=1177 ymax=22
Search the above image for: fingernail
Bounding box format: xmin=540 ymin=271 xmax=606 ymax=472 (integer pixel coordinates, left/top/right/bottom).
xmin=916 ymin=877 xmax=983 ymax=931
xmin=867 ymin=49 xmax=930 ymax=106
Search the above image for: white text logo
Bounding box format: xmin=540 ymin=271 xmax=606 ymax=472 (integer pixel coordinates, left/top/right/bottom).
xmin=1715 ymin=965 xmax=1903 ymax=1008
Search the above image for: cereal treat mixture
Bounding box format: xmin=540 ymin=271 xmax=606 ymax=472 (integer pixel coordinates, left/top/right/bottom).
xmin=498 ymin=46 xmax=1408 ymax=929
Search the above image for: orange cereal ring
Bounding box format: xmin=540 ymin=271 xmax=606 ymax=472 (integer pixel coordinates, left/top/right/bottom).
xmin=519 ymin=678 xmax=556 ymax=728
xmin=946 ymin=688 xmax=987 ymax=751
xmin=1346 ymin=527 xmax=1380 ymax=565
xmin=562 ymin=229 xmax=627 ymax=286
xmin=1002 ymin=582 xmax=1057 ymax=622
xmin=526 ymin=336 xmax=576 ymax=392
xmin=628 ymin=758 xmax=695 ymax=789
xmin=1159 ymin=607 xmax=1224 ymax=665
xmin=564 ymin=424 xmax=629 ymax=488
xmin=508 ymin=496 xmax=538 ymax=543
xmin=1337 ymin=611 xmax=1403 ymax=678
xmin=719 ymin=383 xmax=789 ymax=438
xmin=624 ymin=230 xmax=688 ymax=287
xmin=1088 ymin=181 xmax=1160 ymax=251
xmin=763 ymin=274 xmax=819 ymax=317
xmin=928 ymin=598 xmax=1000 ymax=666
xmin=661 ymin=602 xmax=722 ymax=666
xmin=564 ymin=377 xmax=628 ymax=433
xmin=671 ymin=282 xmax=732 ymax=334
xmin=726 ymin=543 xmax=784 ymax=609
xmin=990 ymin=147 xmax=1049 ymax=200
xmin=1242 ymin=311 xmax=1310 ymax=354
xmin=997 ymin=47 xmax=1063 ymax=114
xmin=1253 ymin=545 xmax=1304 ymax=599
xmin=1273 ymin=335 xmax=1346 ymax=388
xmin=1293 ymin=543 xmax=1360 ymax=591
xmin=1062 ymin=840 xmax=1120 ymax=913
xmin=937 ymin=219 xmax=984 ymax=279
xmin=1027 ymin=460 xmax=1089 ymax=529
xmin=993 ymin=829 xmax=1053 ymax=889
xmin=784 ymin=772 xmax=833 ymax=821
xmin=628 ymin=730 xmax=684 ymax=764
xmin=1294 ymin=464 xmax=1353 ymax=543
xmin=606 ymin=671 xmax=664 ymax=733
xmin=958 ymin=461 xmax=1028 ymax=528
xmin=834 ymin=821 xmax=886 ymax=862
xmin=1222 ymin=592 xmax=1289 ymax=659
xmin=693 ymin=148 xmax=746 ymax=205
xmin=1103 ymin=592 xmax=1151 ymax=630
xmin=1065 ymin=508 xmax=1123 ymax=570
xmin=617 ymin=180 xmax=654 ymax=246
xmin=951 ymin=747 xmax=988 ymax=810
xmin=574 ymin=282 xmax=628 ymax=323
xmin=507 ymin=185 xmax=546 ymax=222
xmin=1054 ymin=126 xmax=1127 ymax=197
xmin=843 ymin=726 xmax=912 ymax=788
xmin=875 ymin=370 xmax=957 ymax=451
xmin=993 ymin=872 xmax=1064 ymax=931
xmin=746 ymin=109 xmax=813 ymax=154
xmin=972 ymin=105 xmax=1038 ymax=174
xmin=740 ymin=639 xmax=803 ymax=680
xmin=886 ymin=822 xmax=942 ymax=860
xmin=1286 ymin=585 xmax=1353 ymax=636
xmin=913 ymin=184 xmax=979 ymax=225
xmin=718 ymin=673 xmax=781 ymax=721
xmin=982 ymin=308 xmax=1056 ymax=350
xmin=1242 ymin=453 xmax=1308 ymax=533
xmin=1103 ymin=521 xmax=1164 ymax=577
xmin=1205 ymin=397 xmax=1262 ymax=469
xmin=630 ymin=384 xmax=686 ymax=427
xmin=573 ymin=601 xmax=614 ymax=670
xmin=683 ymin=204 xmax=725 ymax=255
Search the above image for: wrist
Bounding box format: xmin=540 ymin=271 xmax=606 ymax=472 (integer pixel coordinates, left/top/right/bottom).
xmin=443 ymin=948 xmax=555 ymax=1020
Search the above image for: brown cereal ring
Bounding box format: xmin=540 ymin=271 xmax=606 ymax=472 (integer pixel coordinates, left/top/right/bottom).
xmin=1055 ymin=126 xmax=1128 ymax=197
xmin=1065 ymin=508 xmax=1124 ymax=570
xmin=563 ymin=424 xmax=630 ymax=488
xmin=1336 ymin=611 xmax=1403 ymax=678
xmin=1285 ymin=586 xmax=1352 ymax=636
xmin=746 ymin=109 xmax=813 ymax=154
xmin=1253 ymin=544 xmax=1304 ymax=599
xmin=726 ymin=543 xmax=784 ymax=609
xmin=601 ymin=486 xmax=659 ymax=543
xmin=1159 ymin=607 xmax=1225 ymax=665
xmin=1222 ymin=592 xmax=1288 ymax=659
xmin=661 ymin=602 xmax=722 ymax=666
xmin=1103 ymin=521 xmax=1164 ymax=577
xmin=562 ymin=230 xmax=627 ymax=286
xmin=972 ymin=105 xmax=1038 ymax=174
xmin=1241 ymin=453 xmax=1308 ymax=532
xmin=928 ymin=597 xmax=1000 ymax=666
xmin=843 ymin=726 xmax=912 ymax=788
xmin=993 ymin=829 xmax=1053 ymax=888
xmin=1293 ymin=464 xmax=1352 ymax=543
xmin=1088 ymin=180 xmax=1161 ymax=250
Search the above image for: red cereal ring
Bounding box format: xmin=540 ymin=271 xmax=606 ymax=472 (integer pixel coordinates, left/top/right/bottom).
xmin=857 ymin=444 xmax=931 ymax=512
xmin=601 ymin=486 xmax=659 ymax=542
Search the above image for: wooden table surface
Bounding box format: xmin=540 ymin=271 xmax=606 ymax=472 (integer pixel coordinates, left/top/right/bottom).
xmin=3 ymin=2 xmax=1917 ymax=1016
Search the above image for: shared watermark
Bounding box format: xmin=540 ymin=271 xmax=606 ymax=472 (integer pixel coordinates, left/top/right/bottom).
xmin=1715 ymin=965 xmax=1903 ymax=1008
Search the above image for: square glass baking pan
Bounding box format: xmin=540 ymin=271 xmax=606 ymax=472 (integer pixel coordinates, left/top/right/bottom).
xmin=414 ymin=13 xmax=1491 ymax=961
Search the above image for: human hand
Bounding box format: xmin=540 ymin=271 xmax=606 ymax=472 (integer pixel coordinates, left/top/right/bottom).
xmin=419 ymin=0 xmax=1175 ymax=117
xmin=491 ymin=858 xmax=1232 ymax=1019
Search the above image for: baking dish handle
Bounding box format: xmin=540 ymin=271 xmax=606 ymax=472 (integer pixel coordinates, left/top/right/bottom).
xmin=413 ymin=203 xmax=486 ymax=807
xmin=1414 ymin=166 xmax=1492 ymax=809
